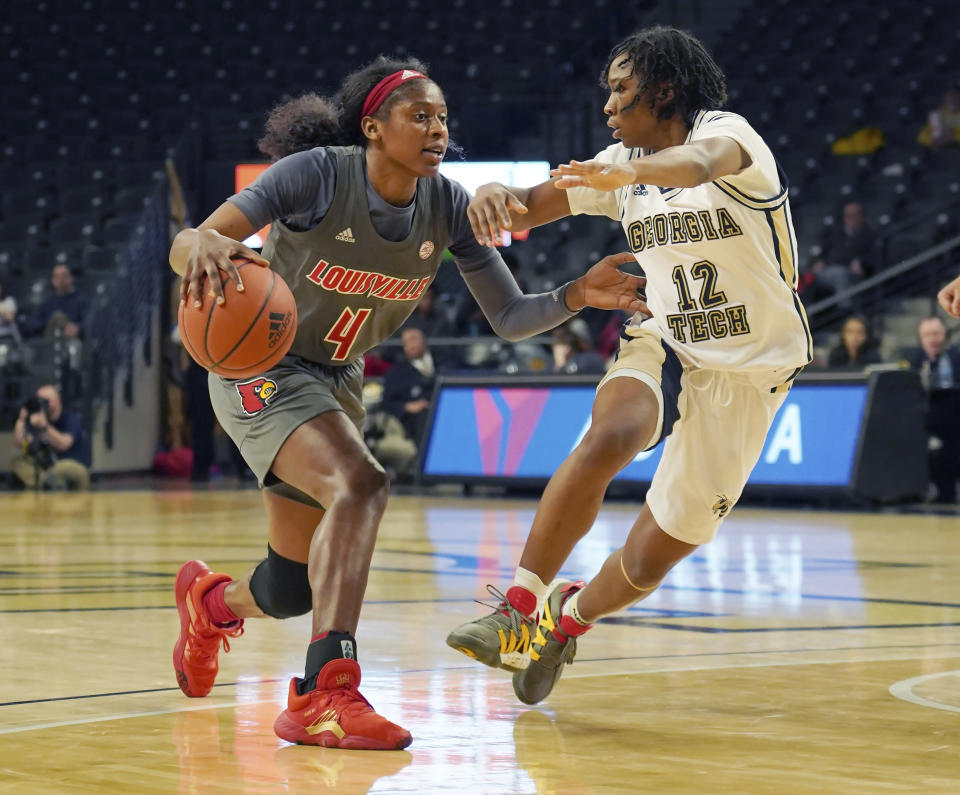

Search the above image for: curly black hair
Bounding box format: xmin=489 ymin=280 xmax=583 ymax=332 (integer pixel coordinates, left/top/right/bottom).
xmin=600 ymin=26 xmax=728 ymax=125
xmin=258 ymin=93 xmax=345 ymax=160
xmin=336 ymin=55 xmax=433 ymax=146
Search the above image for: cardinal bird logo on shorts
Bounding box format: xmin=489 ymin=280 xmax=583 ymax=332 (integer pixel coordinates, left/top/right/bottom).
xmin=236 ymin=377 xmax=278 ymax=415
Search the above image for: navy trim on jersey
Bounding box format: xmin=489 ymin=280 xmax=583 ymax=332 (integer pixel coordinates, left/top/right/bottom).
xmin=770 ymin=365 xmax=805 ymax=394
xmin=765 ymin=210 xmax=813 ymax=363
xmin=694 ymin=109 xmax=789 ymax=209
xmin=712 ymin=179 xmax=788 ymax=211
xmin=764 ymin=210 xmax=787 ymax=283
xmin=716 ymin=176 xmax=787 ymax=207
xmin=715 ymin=155 xmax=790 ymax=206
xmin=655 ymin=340 xmax=685 ymax=446
xmin=783 ymin=201 xmax=800 ymax=288
xmin=610 ymin=326 xmax=684 ymax=449
xmin=792 ymin=292 xmax=814 ymax=363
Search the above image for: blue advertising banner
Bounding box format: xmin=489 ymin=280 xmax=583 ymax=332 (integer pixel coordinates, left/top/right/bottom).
xmin=422 ymin=382 xmax=869 ymax=487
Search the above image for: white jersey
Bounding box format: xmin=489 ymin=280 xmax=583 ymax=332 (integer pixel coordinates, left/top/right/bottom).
xmin=567 ymin=110 xmax=812 ymax=375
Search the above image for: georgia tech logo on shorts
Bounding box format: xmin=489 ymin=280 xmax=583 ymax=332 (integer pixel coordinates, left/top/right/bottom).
xmin=712 ymin=494 xmax=732 ymax=519
xmin=236 ymin=377 xmax=278 ymax=415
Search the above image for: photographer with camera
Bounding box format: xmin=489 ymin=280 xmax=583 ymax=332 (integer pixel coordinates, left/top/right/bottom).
xmin=11 ymin=384 xmax=90 ymax=490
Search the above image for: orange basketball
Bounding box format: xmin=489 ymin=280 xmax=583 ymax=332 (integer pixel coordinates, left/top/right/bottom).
xmin=178 ymin=259 xmax=297 ymax=379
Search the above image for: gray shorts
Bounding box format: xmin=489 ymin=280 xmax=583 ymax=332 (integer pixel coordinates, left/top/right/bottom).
xmin=209 ymin=355 xmax=366 ymax=501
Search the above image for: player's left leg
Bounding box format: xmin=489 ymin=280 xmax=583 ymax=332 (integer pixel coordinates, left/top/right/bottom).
xmin=446 ymin=376 xmax=658 ymax=671
xmin=447 ymin=325 xmax=673 ymax=671
xmin=173 ymin=490 xmax=320 ymax=697
xmin=514 ymin=371 xmax=790 ymax=704
xmin=511 ymin=506 xmax=695 ymax=705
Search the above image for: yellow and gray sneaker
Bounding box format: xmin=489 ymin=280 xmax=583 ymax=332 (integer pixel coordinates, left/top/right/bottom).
xmin=512 ymin=580 xmax=586 ymax=705
xmin=446 ymin=585 xmax=536 ymax=672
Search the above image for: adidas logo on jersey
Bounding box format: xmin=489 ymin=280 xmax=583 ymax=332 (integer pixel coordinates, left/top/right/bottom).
xmin=633 ymin=185 xmax=648 ymax=196
xmin=335 ymin=227 xmax=356 ymax=243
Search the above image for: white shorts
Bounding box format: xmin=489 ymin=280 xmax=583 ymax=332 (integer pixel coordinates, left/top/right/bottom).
xmin=599 ymin=323 xmax=794 ymax=546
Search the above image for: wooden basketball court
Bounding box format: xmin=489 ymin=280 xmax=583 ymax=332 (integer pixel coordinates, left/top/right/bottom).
xmin=2 ymin=489 xmax=959 ymax=793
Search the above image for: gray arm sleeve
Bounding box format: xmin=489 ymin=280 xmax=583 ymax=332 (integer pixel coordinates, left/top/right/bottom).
xmin=456 ymin=254 xmax=578 ymax=342
xmin=445 ymin=178 xmax=578 ymax=341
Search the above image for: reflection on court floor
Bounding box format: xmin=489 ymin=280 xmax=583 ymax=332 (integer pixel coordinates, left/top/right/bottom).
xmin=1 ymin=490 xmax=959 ymax=793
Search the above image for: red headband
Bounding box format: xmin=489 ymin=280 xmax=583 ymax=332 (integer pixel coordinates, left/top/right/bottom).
xmin=361 ymin=69 xmax=429 ymax=120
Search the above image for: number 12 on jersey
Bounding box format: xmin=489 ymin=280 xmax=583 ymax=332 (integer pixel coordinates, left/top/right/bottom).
xmin=324 ymin=307 xmax=372 ymax=361
xmin=666 ymin=260 xmax=751 ymax=343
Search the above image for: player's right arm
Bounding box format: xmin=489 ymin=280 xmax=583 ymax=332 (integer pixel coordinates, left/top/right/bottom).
xmin=170 ymin=203 xmax=267 ymax=307
xmin=467 ymin=180 xmax=572 ymax=247
xmin=170 ymin=148 xmax=335 ymax=307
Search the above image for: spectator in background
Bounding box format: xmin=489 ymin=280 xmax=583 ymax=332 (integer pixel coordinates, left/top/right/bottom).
xmin=21 ymin=264 xmax=89 ymax=340
xmin=905 ymin=316 xmax=960 ymax=502
xmin=919 ymin=85 xmax=960 ymax=149
xmin=11 ymin=383 xmax=90 ymax=490
xmin=595 ymin=309 xmax=629 ymax=360
xmin=363 ymin=410 xmax=417 ymax=482
xmin=827 ymin=314 xmax=883 ymax=371
xmin=405 ymin=287 xmax=454 ymax=338
xmin=0 ymin=276 xmax=21 ymax=346
xmin=363 ymin=347 xmax=392 ymax=377
xmin=811 ymin=202 xmax=877 ymax=299
xmin=382 ymin=326 xmax=439 ymax=448
xmin=551 ymin=318 xmax=606 ymax=375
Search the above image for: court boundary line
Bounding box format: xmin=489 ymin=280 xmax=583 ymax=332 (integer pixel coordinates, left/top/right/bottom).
xmin=888 ymin=670 xmax=960 ymax=714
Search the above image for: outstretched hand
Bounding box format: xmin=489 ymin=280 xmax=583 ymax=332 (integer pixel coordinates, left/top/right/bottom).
xmin=566 ymin=252 xmax=648 ymax=314
xmin=467 ymin=183 xmax=529 ymax=247
xmin=551 ymin=159 xmax=637 ymax=192
xmin=938 ymin=274 xmax=960 ymax=319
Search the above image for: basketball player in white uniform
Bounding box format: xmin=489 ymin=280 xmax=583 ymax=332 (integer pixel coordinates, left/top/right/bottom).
xmin=447 ymin=26 xmax=812 ymax=704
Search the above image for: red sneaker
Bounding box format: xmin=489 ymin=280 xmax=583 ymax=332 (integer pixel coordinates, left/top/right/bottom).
xmin=273 ymin=658 xmax=412 ymax=750
xmin=173 ymin=560 xmax=243 ymax=698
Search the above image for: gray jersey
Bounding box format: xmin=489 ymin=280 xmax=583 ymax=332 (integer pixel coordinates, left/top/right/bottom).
xmin=265 ymin=147 xmax=450 ymax=363
xmin=229 ymin=146 xmax=578 ymax=366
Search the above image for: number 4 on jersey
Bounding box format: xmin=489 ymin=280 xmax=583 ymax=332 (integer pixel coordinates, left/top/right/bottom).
xmin=324 ymin=307 xmax=372 ymax=361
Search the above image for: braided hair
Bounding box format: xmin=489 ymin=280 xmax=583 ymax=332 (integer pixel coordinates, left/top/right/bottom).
xmin=601 ymin=26 xmax=728 ymax=125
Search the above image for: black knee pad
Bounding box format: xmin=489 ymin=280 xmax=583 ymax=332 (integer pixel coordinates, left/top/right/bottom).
xmin=249 ymin=545 xmax=312 ymax=618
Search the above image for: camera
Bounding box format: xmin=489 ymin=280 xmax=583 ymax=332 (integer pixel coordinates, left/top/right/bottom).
xmin=22 ymin=395 xmax=54 ymax=470
xmin=24 ymin=395 xmax=50 ymax=417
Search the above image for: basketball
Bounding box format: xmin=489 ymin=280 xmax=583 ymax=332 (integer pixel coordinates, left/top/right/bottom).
xmin=178 ymin=258 xmax=297 ymax=379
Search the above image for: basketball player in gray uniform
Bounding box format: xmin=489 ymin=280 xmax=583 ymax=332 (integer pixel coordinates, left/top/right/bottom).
xmin=168 ymin=56 xmax=645 ymax=750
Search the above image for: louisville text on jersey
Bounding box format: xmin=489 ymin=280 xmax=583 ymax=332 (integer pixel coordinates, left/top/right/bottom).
xmin=306 ymin=259 xmax=430 ymax=302
xmin=626 ymin=207 xmax=743 ymax=253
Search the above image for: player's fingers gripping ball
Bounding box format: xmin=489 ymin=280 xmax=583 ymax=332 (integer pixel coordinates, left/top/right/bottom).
xmin=178 ymin=258 xmax=298 ymax=379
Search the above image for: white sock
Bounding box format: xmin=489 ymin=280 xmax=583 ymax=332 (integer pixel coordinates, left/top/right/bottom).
xmin=561 ymin=589 xmax=592 ymax=627
xmin=513 ymin=567 xmax=549 ymax=602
